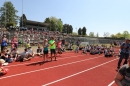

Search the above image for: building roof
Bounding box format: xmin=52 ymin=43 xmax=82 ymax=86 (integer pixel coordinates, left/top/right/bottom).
xmin=25 ymin=20 xmax=50 ymax=27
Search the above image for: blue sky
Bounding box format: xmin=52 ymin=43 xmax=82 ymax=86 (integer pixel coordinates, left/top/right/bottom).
xmin=0 ymin=0 xmax=130 ymax=37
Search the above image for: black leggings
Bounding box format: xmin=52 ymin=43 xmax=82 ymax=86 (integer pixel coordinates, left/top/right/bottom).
xmin=1 ymin=46 xmax=6 ymax=51
xmin=105 ymin=54 xmax=112 ymax=57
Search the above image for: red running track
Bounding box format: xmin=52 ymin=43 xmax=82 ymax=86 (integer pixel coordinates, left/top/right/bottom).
xmin=0 ymin=51 xmax=119 ymax=86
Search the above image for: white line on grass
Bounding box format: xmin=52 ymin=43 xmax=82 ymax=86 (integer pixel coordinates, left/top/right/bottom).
xmin=5 ymin=54 xmax=87 ymax=68
xmin=42 ymin=58 xmax=118 ymax=86
xmin=0 ymin=56 xmax=103 ymax=80
xmin=108 ymin=81 xmax=115 ymax=86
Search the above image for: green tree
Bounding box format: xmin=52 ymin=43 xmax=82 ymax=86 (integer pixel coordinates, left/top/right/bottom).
xmin=68 ymin=25 xmax=73 ymax=34
xmin=44 ymin=16 xmax=63 ymax=32
xmin=82 ymin=26 xmax=87 ymax=35
xmin=19 ymin=14 xmax=27 ymax=27
xmin=78 ymin=28 xmax=82 ymax=35
xmin=115 ymin=32 xmax=123 ymax=38
xmin=57 ymin=19 xmax=63 ymax=32
xmin=66 ymin=24 xmax=70 ymax=34
xmin=96 ymin=33 xmax=99 ymax=37
xmin=6 ymin=22 xmax=14 ymax=27
xmin=44 ymin=17 xmax=51 ymax=30
xmin=62 ymin=24 xmax=67 ymax=33
xmin=62 ymin=24 xmax=68 ymax=33
xmin=44 ymin=17 xmax=50 ymax=23
xmin=62 ymin=24 xmax=73 ymax=34
xmin=110 ymin=34 xmax=116 ymax=38
xmin=50 ymin=20 xmax=55 ymax=31
xmin=0 ymin=1 xmax=19 ymax=27
xmin=72 ymin=32 xmax=78 ymax=35
xmin=122 ymin=31 xmax=130 ymax=39
xmin=89 ymin=32 xmax=95 ymax=37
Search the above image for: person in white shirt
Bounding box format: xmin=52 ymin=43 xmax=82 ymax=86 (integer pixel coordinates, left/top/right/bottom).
xmin=81 ymin=47 xmax=87 ymax=54
xmin=28 ymin=47 xmax=35 ymax=57
xmin=16 ymin=49 xmax=31 ymax=62
xmin=104 ymin=48 xmax=112 ymax=57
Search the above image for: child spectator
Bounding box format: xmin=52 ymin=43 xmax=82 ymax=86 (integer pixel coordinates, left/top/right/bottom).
xmin=75 ymin=46 xmax=79 ymax=53
xmin=16 ymin=49 xmax=31 ymax=62
xmin=57 ymin=39 xmax=62 ymax=54
xmin=104 ymin=48 xmax=113 ymax=57
xmin=37 ymin=47 xmax=42 ymax=56
xmin=0 ymin=50 xmax=9 ymax=64
xmin=11 ymin=43 xmax=15 ymax=51
xmin=0 ymin=59 xmax=9 ymax=75
xmin=81 ymin=47 xmax=87 ymax=54
xmin=10 ymin=48 xmax=19 ymax=61
xmin=28 ymin=47 xmax=35 ymax=57
xmin=61 ymin=45 xmax=65 ymax=52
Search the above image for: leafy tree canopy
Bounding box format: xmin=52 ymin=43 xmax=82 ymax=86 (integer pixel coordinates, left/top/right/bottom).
xmin=44 ymin=16 xmax=63 ymax=32
xmin=0 ymin=1 xmax=19 ymax=27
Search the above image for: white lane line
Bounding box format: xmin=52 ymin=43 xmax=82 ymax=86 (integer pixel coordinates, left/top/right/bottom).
xmin=42 ymin=58 xmax=118 ymax=86
xmin=108 ymin=81 xmax=115 ymax=86
xmin=0 ymin=56 xmax=103 ymax=80
xmin=5 ymin=54 xmax=87 ymax=68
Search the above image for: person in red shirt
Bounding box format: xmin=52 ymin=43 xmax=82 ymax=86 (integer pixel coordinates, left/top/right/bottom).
xmin=0 ymin=59 xmax=9 ymax=75
xmin=57 ymin=39 xmax=62 ymax=55
xmin=11 ymin=36 xmax=18 ymax=49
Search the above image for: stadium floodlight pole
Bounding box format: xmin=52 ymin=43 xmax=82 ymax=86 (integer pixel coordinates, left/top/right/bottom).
xmin=5 ymin=0 xmax=6 ymax=28
xmin=22 ymin=0 xmax=23 ymax=27
xmin=76 ymin=28 xmax=77 ymax=34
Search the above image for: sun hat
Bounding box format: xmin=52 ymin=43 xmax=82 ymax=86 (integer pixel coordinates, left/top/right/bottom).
xmin=0 ymin=59 xmax=5 ymax=64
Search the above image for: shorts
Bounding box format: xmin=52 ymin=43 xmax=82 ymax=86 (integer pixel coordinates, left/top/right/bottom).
xmin=43 ymin=51 xmax=48 ymax=54
xmin=57 ymin=48 xmax=62 ymax=51
xmin=14 ymin=43 xmax=18 ymax=48
xmin=50 ymin=49 xmax=56 ymax=54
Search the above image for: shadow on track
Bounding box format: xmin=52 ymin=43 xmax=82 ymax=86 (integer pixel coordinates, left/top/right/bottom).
xmin=26 ymin=61 xmax=51 ymax=66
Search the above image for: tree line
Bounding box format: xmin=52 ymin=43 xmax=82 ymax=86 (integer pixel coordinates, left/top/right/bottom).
xmin=78 ymin=27 xmax=87 ymax=36
xmin=110 ymin=31 xmax=130 ymax=39
xmin=44 ymin=17 xmax=73 ymax=33
xmin=0 ymin=1 xmax=19 ymax=27
xmin=0 ymin=1 xmax=73 ymax=34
